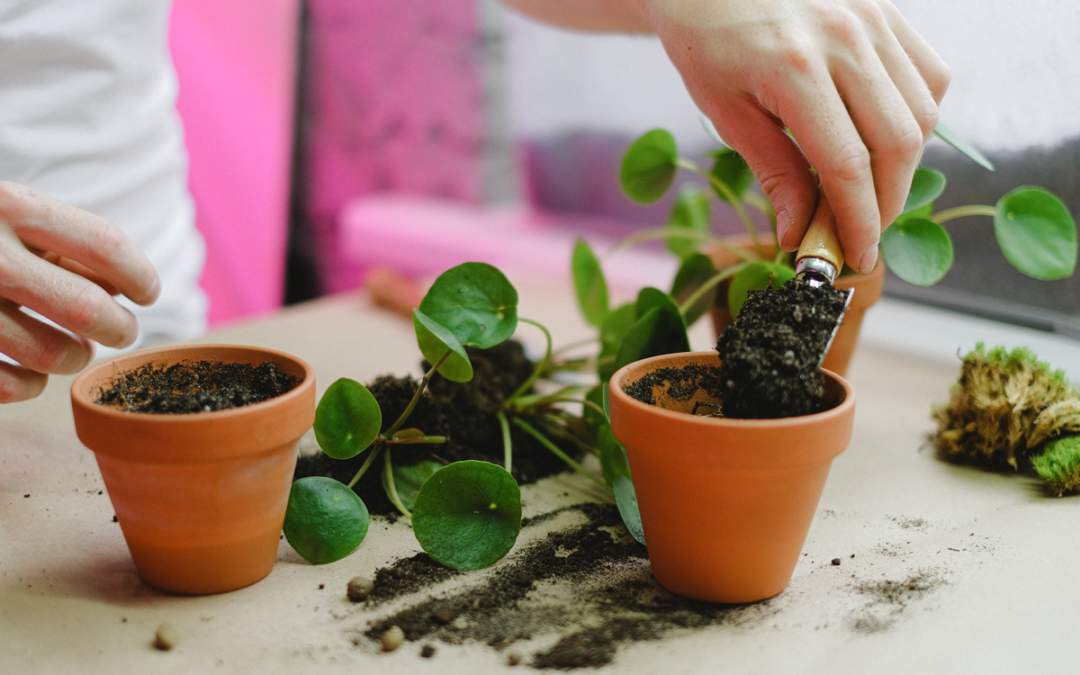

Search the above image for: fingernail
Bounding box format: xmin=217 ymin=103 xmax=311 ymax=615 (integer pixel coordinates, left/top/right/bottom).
xmin=858 ymin=244 xmax=879 ymax=275
xmin=776 ymin=209 xmax=791 ymax=248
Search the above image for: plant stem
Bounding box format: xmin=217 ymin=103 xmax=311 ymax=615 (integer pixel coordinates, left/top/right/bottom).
xmin=931 ymin=204 xmax=996 ymax=224
xmin=510 ymin=384 xmax=592 ymax=409
xmin=383 ymin=451 xmax=413 ymax=519
xmin=347 ymin=445 xmax=384 ymax=489
xmin=512 ymin=417 xmax=608 ymax=490
xmin=505 ymin=318 xmax=551 ymax=405
xmin=677 ymin=158 xmax=765 ymax=258
xmin=678 ymin=262 xmax=748 ymax=316
xmin=601 ymin=226 xmax=732 ymax=261
xmin=497 ymin=411 xmax=513 ymax=474
xmin=384 ymin=349 xmax=452 ymax=438
xmin=385 ymin=435 xmax=447 ymax=445
xmin=550 ymin=336 xmax=600 ymax=359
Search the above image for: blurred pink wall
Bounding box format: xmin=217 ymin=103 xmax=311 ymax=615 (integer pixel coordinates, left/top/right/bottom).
xmin=170 ymin=0 xmax=300 ymax=325
xmin=301 ymin=0 xmax=488 ymax=294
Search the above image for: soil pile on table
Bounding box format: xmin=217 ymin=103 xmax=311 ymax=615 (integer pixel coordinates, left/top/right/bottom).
xmin=715 ymin=278 xmax=849 ymax=418
xmin=294 ymin=340 xmax=576 ymax=515
xmin=94 ymin=360 xmax=300 ymax=413
xmin=352 ymin=503 xmax=770 ymax=668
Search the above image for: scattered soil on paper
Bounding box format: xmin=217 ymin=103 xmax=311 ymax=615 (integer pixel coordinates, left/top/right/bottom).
xmin=294 ymin=340 xmax=577 ymax=515
xmin=847 ymin=570 xmax=945 ymax=634
xmin=94 ymin=360 xmax=300 ymax=413
xmin=715 ymin=278 xmax=849 ymax=418
xmin=351 ymin=503 xmax=774 ymax=669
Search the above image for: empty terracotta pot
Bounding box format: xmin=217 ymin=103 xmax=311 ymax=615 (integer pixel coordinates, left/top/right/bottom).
xmin=71 ymin=344 xmax=316 ymax=594
xmin=608 ymin=351 xmax=855 ymax=603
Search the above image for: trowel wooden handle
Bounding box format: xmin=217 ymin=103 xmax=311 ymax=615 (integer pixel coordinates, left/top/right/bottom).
xmin=795 ymin=196 xmax=845 ymax=273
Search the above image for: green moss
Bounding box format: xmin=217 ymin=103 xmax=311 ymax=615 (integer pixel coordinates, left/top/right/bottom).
xmin=931 ymin=343 xmax=1078 ymax=470
xmin=1031 ymin=436 xmax=1080 ymax=496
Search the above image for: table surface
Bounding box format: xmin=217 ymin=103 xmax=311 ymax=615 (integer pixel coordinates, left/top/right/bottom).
xmin=3 ymin=271 xmax=1080 ymax=675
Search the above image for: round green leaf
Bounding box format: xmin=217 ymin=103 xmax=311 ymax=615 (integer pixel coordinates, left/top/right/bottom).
xmin=670 ymin=252 xmax=718 ymax=326
xmin=613 ymin=290 xmax=690 ymax=374
xmin=709 ymin=148 xmax=754 ymax=205
xmin=994 ymin=187 xmax=1077 ymax=280
xmin=728 ymin=262 xmax=795 ymax=318
xmin=283 ymin=477 xmax=370 ymax=565
xmin=619 ymin=129 xmax=678 ymax=204
xmin=597 ymin=302 xmax=637 ymax=382
xmin=665 ymin=186 xmax=711 ymax=259
xmin=419 ymin=262 xmax=519 ymax=349
xmin=314 ymin=378 xmax=382 ymax=460
xmin=571 ymin=238 xmax=610 ymax=327
xmin=613 ymin=475 xmax=645 ymax=546
xmin=903 ymin=167 xmax=946 ymax=214
xmin=382 ymin=459 xmax=443 ymax=512
xmin=413 ymin=308 xmax=473 ymax=382
xmin=412 ymin=460 xmax=522 ymax=570
xmin=880 ymin=217 xmax=954 ymax=286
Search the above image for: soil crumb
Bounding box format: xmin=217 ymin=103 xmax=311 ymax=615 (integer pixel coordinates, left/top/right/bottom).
xmin=848 ymin=570 xmax=944 ymax=634
xmin=351 ymin=503 xmax=772 ymax=669
xmin=95 ymin=360 xmax=300 ymax=413
xmin=715 ymin=278 xmax=849 ymax=418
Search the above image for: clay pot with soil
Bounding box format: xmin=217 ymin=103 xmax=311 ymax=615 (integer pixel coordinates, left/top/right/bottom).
xmin=70 ymin=344 xmax=315 ymax=594
xmin=608 ymin=351 xmax=855 ymax=603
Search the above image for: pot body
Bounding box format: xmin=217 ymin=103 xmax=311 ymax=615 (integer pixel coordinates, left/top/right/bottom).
xmin=704 ymin=238 xmax=885 ymax=376
xmin=609 ymin=352 xmax=855 ymax=603
xmin=71 ymin=344 xmax=316 ymax=594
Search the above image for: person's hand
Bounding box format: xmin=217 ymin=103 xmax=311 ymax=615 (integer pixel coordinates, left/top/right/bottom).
xmin=637 ymin=0 xmax=950 ymax=273
xmin=0 ymin=182 xmax=160 ymax=403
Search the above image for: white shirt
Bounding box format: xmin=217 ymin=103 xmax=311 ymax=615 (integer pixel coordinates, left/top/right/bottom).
xmin=0 ymin=0 xmax=208 ymax=348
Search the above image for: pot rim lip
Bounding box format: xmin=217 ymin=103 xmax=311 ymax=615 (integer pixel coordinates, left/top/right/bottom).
xmin=609 ymin=350 xmax=855 ymax=428
xmin=70 ymin=343 xmax=315 ymax=423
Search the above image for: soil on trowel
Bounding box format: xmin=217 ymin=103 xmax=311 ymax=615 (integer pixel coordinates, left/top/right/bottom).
xmin=714 ymin=278 xmax=849 ymax=418
xmin=352 ymin=503 xmax=771 ymax=669
xmin=294 ymin=340 xmax=577 ymax=515
xmin=94 ymin=360 xmax=301 ymax=413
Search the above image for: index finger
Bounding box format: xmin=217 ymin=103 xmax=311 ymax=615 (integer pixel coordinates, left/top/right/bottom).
xmin=0 ymin=182 xmax=161 ymax=306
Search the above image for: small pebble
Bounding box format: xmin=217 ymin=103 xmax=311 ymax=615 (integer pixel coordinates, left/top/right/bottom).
xmin=381 ymin=625 xmax=405 ymax=652
xmin=346 ymin=576 xmax=374 ymax=602
xmin=154 ymin=622 xmax=180 ymax=651
xmin=831 ymin=558 xmax=841 ymax=566
xmin=420 ymin=644 xmax=436 ymax=658
xmin=507 ymin=650 xmax=524 ymax=666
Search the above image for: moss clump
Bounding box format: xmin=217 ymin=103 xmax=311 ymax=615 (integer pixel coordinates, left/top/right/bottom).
xmin=1031 ymin=436 xmax=1080 ymax=496
xmin=931 ymin=343 xmax=1080 ymax=494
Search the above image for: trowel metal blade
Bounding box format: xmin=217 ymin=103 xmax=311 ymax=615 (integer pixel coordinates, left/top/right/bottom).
xmin=818 ymin=287 xmax=853 ymax=368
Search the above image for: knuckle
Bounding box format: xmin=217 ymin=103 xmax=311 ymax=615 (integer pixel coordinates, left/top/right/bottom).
xmin=830 ymin=141 xmax=873 ymax=186
xmin=62 ymin=286 xmax=107 ymax=336
xmin=27 ymin=334 xmax=72 ymax=374
xmin=821 ymin=7 xmax=863 ymax=47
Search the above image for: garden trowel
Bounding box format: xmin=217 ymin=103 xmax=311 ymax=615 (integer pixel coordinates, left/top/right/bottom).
xmin=793 ymin=195 xmax=853 ymax=366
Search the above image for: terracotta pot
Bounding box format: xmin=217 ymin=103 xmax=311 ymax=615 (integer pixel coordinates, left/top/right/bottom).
xmin=608 ymin=351 xmax=855 ymax=603
xmin=71 ymin=344 xmax=316 ymax=594
xmin=704 ymin=237 xmax=886 ymax=376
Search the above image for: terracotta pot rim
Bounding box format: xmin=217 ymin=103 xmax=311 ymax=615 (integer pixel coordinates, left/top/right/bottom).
xmin=609 ymin=350 xmax=855 ymax=428
xmin=71 ymin=343 xmax=315 ymax=424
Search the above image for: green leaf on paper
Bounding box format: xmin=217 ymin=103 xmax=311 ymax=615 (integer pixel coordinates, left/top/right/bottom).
xmin=412 ymin=461 xmax=522 ymax=570
xmin=284 ymin=477 xmax=370 ymax=565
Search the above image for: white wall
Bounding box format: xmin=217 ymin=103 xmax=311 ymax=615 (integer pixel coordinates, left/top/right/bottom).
xmin=503 ymin=0 xmax=1080 ymax=153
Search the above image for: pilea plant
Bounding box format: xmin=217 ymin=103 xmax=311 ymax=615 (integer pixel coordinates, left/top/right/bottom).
xmin=284 ymin=262 xmax=642 ymax=570
xmin=612 ymin=125 xmax=1077 ymax=318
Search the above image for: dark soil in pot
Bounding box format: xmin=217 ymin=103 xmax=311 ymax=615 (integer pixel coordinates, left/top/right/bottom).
xmin=294 ymin=340 xmax=576 ymax=515
xmin=625 ymin=278 xmax=849 ymax=419
xmin=93 ymin=360 xmax=301 ymax=413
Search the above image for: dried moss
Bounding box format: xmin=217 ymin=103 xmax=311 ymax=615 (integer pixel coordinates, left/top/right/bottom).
xmin=931 ymin=343 xmax=1079 ymax=471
